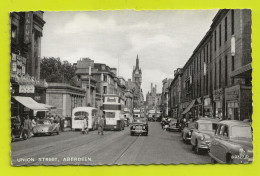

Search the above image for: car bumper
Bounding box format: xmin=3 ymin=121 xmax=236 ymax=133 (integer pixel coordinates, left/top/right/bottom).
xmin=168 ymin=127 xmax=180 ymax=131
xmin=198 ymin=142 xmax=211 ymax=149
xmin=131 ymin=130 xmax=147 ymax=134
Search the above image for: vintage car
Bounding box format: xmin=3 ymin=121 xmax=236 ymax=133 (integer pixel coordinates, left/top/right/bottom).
xmin=209 ymin=120 xmax=253 ymax=164
xmin=190 ymin=118 xmax=219 ymax=154
xmin=32 ymin=119 xmax=60 ymax=136
xmin=130 ymin=118 xmax=148 ymax=136
xmin=167 ymin=118 xmax=180 ymax=132
xmin=181 ymin=121 xmax=196 ymax=143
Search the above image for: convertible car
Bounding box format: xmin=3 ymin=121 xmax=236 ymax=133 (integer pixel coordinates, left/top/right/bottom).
xmin=130 ymin=118 xmax=148 ymax=136
xmin=209 ymin=120 xmax=253 ymax=164
xmin=33 ymin=119 xmax=60 ymax=136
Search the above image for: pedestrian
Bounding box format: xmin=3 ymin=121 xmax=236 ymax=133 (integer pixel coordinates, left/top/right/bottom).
xmin=23 ymin=115 xmax=32 ymax=138
xmin=60 ymin=116 xmax=64 ymax=132
xmin=98 ymin=111 xmax=105 ymax=135
xmin=81 ymin=113 xmax=89 ymax=134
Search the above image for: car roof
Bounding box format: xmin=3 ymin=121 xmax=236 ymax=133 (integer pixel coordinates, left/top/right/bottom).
xmin=196 ymin=118 xmax=220 ymax=123
xmin=219 ymin=120 xmax=251 ymax=126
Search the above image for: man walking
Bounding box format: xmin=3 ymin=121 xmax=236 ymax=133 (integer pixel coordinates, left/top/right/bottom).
xmin=98 ymin=111 xmax=105 ymax=135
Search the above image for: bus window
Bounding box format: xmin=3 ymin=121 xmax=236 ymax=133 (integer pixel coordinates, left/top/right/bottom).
xmin=74 ymin=111 xmax=88 ymax=120
xmin=106 ymin=112 xmax=115 ymax=118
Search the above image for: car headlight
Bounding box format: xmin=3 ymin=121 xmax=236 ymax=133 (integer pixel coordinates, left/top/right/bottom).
xmin=200 ymin=135 xmax=205 ymax=141
xmin=188 ymin=132 xmax=191 ymax=135
xmin=239 ymin=148 xmax=246 ymax=158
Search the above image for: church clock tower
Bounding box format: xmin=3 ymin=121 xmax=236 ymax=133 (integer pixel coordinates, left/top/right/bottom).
xmin=132 ymin=54 xmax=142 ymax=86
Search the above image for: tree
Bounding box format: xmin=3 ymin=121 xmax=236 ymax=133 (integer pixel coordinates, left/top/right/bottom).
xmin=40 ymin=57 xmax=77 ymax=85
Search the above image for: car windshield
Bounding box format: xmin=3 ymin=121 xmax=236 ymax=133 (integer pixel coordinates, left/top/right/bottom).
xmin=106 ymin=112 xmax=115 ymax=118
xmin=199 ymin=123 xmax=213 ymax=131
xmin=133 ymin=119 xmax=146 ymax=123
xmin=37 ymin=120 xmax=51 ymax=125
xmin=230 ymin=125 xmax=252 ymax=139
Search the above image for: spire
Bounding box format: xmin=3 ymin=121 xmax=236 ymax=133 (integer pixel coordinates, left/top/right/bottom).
xmin=136 ymin=54 xmax=139 ymax=69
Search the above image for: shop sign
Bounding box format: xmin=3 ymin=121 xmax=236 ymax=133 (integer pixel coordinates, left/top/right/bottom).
xmin=226 ymin=89 xmax=239 ymax=100
xmin=213 ymin=89 xmax=222 ymax=100
xmin=24 ymin=12 xmax=33 ymax=44
xmin=19 ymin=85 xmax=35 ymax=93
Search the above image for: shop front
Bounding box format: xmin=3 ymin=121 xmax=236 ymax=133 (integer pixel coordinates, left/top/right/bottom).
xmin=225 ymin=85 xmax=252 ymax=121
xmin=203 ymin=96 xmax=213 ymax=118
xmin=11 ymin=74 xmax=49 ymax=118
xmin=213 ymin=89 xmax=223 ymax=119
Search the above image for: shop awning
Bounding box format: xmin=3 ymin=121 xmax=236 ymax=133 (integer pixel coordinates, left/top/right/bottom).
xmin=13 ymin=96 xmax=49 ymax=111
xmin=182 ymin=99 xmax=196 ymax=115
xmin=231 ymin=63 xmax=252 ymax=78
xmin=38 ymin=103 xmax=56 ymax=109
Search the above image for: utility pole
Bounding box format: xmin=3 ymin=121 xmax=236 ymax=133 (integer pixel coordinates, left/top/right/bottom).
xmin=88 ymin=65 xmax=91 ymax=106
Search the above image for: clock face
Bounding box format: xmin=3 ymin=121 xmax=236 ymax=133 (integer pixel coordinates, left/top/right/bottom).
xmin=135 ymin=70 xmax=139 ymax=74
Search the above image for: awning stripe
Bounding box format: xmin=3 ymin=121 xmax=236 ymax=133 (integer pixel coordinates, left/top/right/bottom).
xmin=13 ymin=96 xmax=48 ymax=111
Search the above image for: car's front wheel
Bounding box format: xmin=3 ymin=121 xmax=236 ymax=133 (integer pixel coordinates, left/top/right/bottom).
xmin=211 ymin=157 xmax=217 ymax=164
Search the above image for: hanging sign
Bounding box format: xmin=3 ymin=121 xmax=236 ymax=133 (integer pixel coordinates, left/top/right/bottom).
xmin=24 ymin=12 xmax=33 ymax=44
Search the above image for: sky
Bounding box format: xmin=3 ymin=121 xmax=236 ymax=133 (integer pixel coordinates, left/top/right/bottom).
xmin=41 ymin=10 xmax=219 ymax=98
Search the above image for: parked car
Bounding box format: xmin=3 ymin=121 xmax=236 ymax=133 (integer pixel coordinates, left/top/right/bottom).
xmin=181 ymin=121 xmax=196 ymax=143
xmin=130 ymin=118 xmax=148 ymax=136
xmin=190 ymin=118 xmax=219 ymax=154
xmin=32 ymin=119 xmax=60 ymax=136
xmin=209 ymin=120 xmax=253 ymax=164
xmin=167 ymin=118 xmax=180 ymax=132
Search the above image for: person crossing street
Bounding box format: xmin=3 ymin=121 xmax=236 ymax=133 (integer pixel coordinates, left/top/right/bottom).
xmin=98 ymin=111 xmax=106 ymax=135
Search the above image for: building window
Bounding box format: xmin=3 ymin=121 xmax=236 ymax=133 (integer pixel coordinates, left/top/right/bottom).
xmin=103 ymin=86 xmax=107 ymax=94
xmin=231 ymin=56 xmax=235 ymax=71
xmin=225 ymin=55 xmax=228 ymax=86
xmin=206 ymin=44 xmax=209 ymax=63
xmin=104 ymin=75 xmax=107 ymax=82
xmin=219 ymin=60 xmax=222 ymax=88
xmin=231 ymin=10 xmax=235 ymax=35
xmin=200 ymin=53 xmax=201 ymax=71
xmin=214 ymin=62 xmax=217 ymax=90
xmin=204 ymin=48 xmax=206 ymax=62
xmin=11 ymin=25 xmax=17 ymax=40
xmin=12 ymin=62 xmax=17 ymax=72
xmin=225 ymin=17 xmax=227 ymax=41
xmin=214 ymin=30 xmax=217 ymax=51
xmin=210 ymin=39 xmax=212 ymax=61
xmin=219 ymin=24 xmax=222 ymax=46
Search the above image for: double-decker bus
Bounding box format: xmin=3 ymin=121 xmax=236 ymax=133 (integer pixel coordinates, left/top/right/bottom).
xmin=102 ymin=95 xmax=125 ymax=131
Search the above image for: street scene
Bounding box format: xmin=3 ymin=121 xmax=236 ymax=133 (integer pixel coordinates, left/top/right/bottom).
xmin=10 ymin=9 xmax=253 ymax=165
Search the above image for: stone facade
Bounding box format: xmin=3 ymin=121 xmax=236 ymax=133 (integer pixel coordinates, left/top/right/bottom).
xmin=170 ymin=9 xmax=252 ymax=121
xmin=46 ymin=83 xmax=85 ymax=117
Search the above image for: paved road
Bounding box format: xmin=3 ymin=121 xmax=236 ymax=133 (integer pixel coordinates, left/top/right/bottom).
xmin=11 ymin=122 xmax=210 ymax=166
